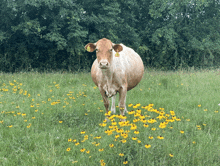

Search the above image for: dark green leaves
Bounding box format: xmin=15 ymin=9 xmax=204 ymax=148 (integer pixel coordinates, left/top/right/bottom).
xmin=0 ymin=0 xmax=220 ymax=72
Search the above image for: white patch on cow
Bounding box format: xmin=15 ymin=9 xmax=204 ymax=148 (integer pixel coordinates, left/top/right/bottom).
xmin=111 ymin=95 xmax=116 ymax=113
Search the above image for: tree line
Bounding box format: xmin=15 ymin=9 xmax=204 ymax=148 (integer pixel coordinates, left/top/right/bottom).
xmin=0 ymin=0 xmax=220 ymax=72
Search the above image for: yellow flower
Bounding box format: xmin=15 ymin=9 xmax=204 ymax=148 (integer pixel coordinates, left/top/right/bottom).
xmin=133 ymin=105 xmax=139 ymax=108
xmin=137 ymin=140 xmax=141 ymax=143
xmin=109 ymin=144 xmax=114 ymax=148
xmin=99 ymin=148 xmax=104 ymax=152
xmin=66 ymin=148 xmax=71 ymax=152
xmin=159 ymin=123 xmax=167 ymax=129
xmin=170 ymin=110 xmax=175 ymax=116
xmin=8 ymin=125 xmax=13 ymax=128
xmin=59 ymin=121 xmax=63 ymax=123
xmin=80 ymin=148 xmax=86 ymax=152
xmin=134 ymin=130 xmax=140 ymax=134
xmin=145 ymin=144 xmax=151 ymax=148
xmin=136 ymin=109 xmax=141 ymax=114
xmin=30 ymin=105 xmax=34 ymax=107
xmin=214 ymin=110 xmax=218 ymax=113
xmin=159 ymin=107 xmax=165 ymax=111
xmin=186 ymin=119 xmax=190 ymax=121
xmin=112 ymin=121 xmax=117 ymax=125
xmin=169 ymin=154 xmax=174 ymax=157
xmin=132 ymin=137 xmax=137 ymax=140
xmin=198 ymin=104 xmax=201 ymax=107
xmin=148 ymin=118 xmax=157 ymax=123
xmin=130 ymin=124 xmax=137 ymax=130
xmin=32 ymin=117 xmax=36 ymax=119
xmin=192 ymin=141 xmax=196 ymax=144
xmin=94 ymin=136 xmax=101 ymax=139
xmin=75 ymin=142 xmax=80 ymax=146
xmin=204 ymin=109 xmax=208 ymax=111
xmin=128 ymin=103 xmax=133 ymax=107
xmin=143 ymin=124 xmax=149 ymax=127
xmin=128 ymin=110 xmax=135 ymax=114
xmin=133 ymin=118 xmax=139 ymax=123
xmin=86 ymin=150 xmax=90 ymax=154
xmin=121 ymin=139 xmax=127 ymax=143
xmin=99 ymin=123 xmax=107 ymax=127
xmin=115 ymin=134 xmax=120 ymax=139
xmin=175 ymin=118 xmax=181 ymax=121
xmin=68 ymin=139 xmax=72 ymax=142
xmin=123 ymin=161 xmax=128 ymax=164
xmin=119 ymin=153 xmax=124 ymax=157
xmin=141 ymin=119 xmax=147 ymax=123
xmin=80 ymin=131 xmax=86 ymax=134
xmin=95 ymin=143 xmax=100 ymax=146
xmin=121 ymin=132 xmax=128 ymax=138
xmin=148 ymin=136 xmax=153 ymax=139
xmin=180 ymin=130 xmax=184 ymax=134
xmin=157 ymin=136 xmax=164 ymax=139
xmin=151 ymin=128 xmax=156 ymax=131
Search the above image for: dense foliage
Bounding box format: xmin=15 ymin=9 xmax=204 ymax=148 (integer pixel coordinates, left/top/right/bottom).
xmin=0 ymin=0 xmax=220 ymax=72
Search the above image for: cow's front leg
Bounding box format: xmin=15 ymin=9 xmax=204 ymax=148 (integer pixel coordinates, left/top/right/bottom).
xmin=111 ymin=95 xmax=116 ymax=114
xmin=99 ymin=87 xmax=110 ymax=120
xmin=119 ymin=86 xmax=127 ymax=121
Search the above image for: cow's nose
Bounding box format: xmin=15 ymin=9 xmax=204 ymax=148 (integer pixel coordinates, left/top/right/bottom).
xmin=99 ymin=61 xmax=109 ymax=68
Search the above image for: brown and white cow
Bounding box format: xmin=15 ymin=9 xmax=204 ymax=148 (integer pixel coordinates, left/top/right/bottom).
xmin=85 ymin=38 xmax=144 ymax=120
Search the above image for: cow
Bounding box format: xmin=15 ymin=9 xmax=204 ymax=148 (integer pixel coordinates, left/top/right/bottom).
xmin=85 ymin=38 xmax=144 ymax=121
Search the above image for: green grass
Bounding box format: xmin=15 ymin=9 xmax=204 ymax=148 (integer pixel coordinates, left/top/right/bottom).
xmin=0 ymin=70 xmax=220 ymax=166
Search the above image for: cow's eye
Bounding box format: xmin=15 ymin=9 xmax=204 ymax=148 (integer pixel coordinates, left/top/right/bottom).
xmin=109 ymin=49 xmax=113 ymax=52
xmin=96 ymin=49 xmax=99 ymax=52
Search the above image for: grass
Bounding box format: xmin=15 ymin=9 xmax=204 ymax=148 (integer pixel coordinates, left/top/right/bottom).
xmin=0 ymin=69 xmax=220 ymax=166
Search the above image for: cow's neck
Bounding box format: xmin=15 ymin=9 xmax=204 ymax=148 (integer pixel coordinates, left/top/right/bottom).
xmin=101 ymin=66 xmax=113 ymax=83
xmin=101 ymin=64 xmax=117 ymax=97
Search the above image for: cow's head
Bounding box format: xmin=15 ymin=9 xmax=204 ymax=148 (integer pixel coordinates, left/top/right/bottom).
xmin=85 ymin=38 xmax=123 ymax=69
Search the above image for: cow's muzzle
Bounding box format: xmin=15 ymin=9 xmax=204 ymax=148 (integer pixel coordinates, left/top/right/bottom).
xmin=99 ymin=60 xmax=110 ymax=69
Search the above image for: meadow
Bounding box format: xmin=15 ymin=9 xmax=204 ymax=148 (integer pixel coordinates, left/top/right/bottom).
xmin=0 ymin=69 xmax=219 ymax=166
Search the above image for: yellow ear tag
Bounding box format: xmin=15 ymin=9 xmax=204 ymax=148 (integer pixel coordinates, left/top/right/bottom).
xmin=87 ymin=46 xmax=91 ymax=52
xmin=115 ymin=52 xmax=120 ymax=57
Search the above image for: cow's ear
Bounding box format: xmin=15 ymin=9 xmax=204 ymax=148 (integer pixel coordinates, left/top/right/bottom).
xmin=85 ymin=43 xmax=96 ymax=52
xmin=113 ymin=44 xmax=123 ymax=52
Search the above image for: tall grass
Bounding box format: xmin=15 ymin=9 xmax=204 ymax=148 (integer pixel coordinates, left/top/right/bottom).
xmin=0 ymin=70 xmax=219 ymax=165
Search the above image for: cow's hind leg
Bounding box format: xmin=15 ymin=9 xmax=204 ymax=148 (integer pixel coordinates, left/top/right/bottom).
xmin=111 ymin=95 xmax=116 ymax=114
xmin=119 ymin=86 xmax=127 ymax=121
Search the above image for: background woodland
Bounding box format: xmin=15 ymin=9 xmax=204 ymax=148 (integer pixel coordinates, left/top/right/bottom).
xmin=0 ymin=0 xmax=220 ymax=72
